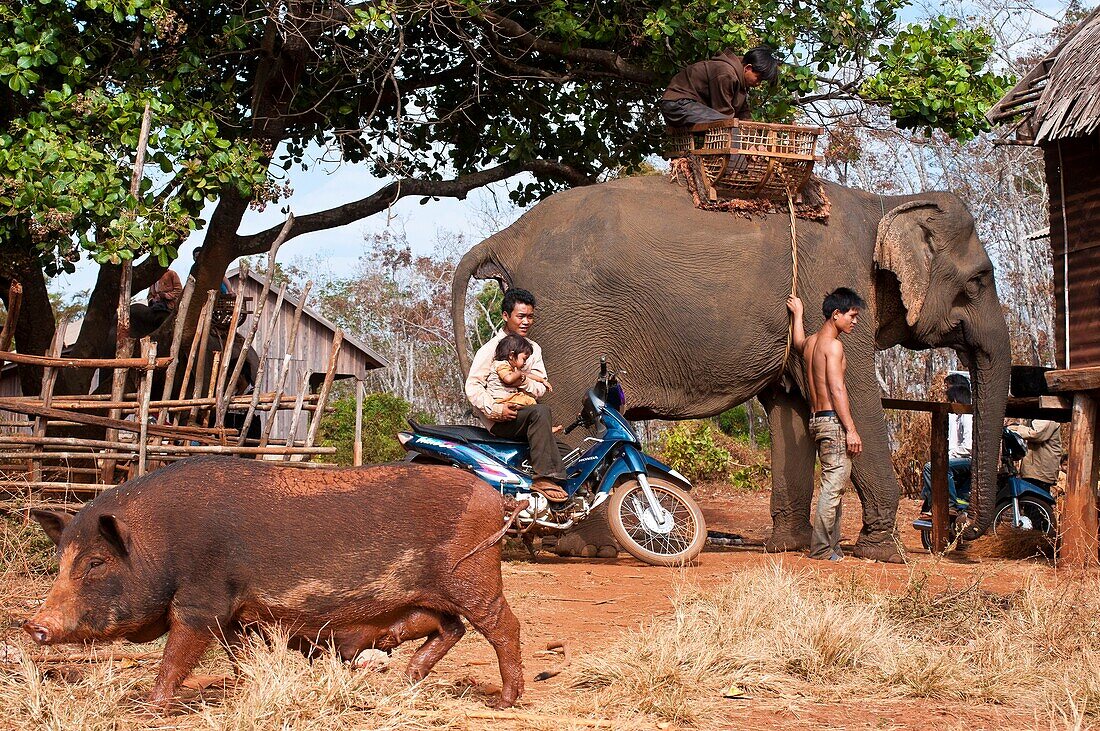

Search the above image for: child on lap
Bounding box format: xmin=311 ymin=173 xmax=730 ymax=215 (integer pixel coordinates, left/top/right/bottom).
xmin=488 ymin=334 xmax=552 ymax=408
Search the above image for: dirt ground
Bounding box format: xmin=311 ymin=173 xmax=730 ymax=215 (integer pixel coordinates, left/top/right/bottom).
xmin=427 ymin=491 xmax=1060 ymax=730
xmin=0 ymin=489 xmax=1072 ymax=730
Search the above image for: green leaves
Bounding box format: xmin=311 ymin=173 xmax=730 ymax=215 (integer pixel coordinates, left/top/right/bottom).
xmin=1 ymin=0 xmax=1015 ymax=288
xmin=863 ymin=16 xmax=1013 ymax=140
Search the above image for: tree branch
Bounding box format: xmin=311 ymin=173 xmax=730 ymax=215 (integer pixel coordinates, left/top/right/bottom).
xmin=476 ymin=10 xmax=660 ymax=86
xmin=235 ymin=159 xmax=595 ymax=255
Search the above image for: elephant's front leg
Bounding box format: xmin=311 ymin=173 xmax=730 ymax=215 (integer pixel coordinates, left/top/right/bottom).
xmin=759 ymin=385 xmax=816 ymax=552
xmin=843 ymin=340 xmax=904 ymax=563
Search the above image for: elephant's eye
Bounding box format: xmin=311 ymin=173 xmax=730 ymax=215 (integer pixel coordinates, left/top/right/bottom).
xmin=965 ymin=272 xmax=986 ymax=299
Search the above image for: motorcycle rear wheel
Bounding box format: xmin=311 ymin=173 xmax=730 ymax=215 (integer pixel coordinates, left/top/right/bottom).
xmin=607 ymin=477 xmax=707 ymax=566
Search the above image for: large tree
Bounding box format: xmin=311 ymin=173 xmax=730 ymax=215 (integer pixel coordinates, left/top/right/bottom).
xmin=1 ymin=0 xmax=1010 ymax=394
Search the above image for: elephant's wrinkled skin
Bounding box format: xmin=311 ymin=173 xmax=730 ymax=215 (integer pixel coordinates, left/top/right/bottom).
xmin=452 ymin=177 xmax=1011 ymax=561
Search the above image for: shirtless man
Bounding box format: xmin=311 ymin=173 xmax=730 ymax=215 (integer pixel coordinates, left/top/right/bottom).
xmin=787 ymin=288 xmax=865 ymax=561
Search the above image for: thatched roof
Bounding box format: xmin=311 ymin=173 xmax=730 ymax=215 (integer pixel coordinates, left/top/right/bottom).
xmin=987 ymin=6 xmax=1100 ymax=144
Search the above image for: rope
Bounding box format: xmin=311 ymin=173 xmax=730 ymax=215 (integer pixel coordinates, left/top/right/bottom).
xmin=780 ymin=168 xmax=800 ymax=376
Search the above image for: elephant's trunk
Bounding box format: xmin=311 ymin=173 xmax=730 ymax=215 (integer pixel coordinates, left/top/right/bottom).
xmin=961 ymin=311 xmax=1012 ymax=539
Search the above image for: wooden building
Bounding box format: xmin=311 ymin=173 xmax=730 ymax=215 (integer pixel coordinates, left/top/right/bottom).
xmin=988 ymin=6 xmax=1100 ymax=567
xmin=988 ymin=6 xmax=1100 ymax=369
xmin=226 ymin=267 xmax=388 ymax=443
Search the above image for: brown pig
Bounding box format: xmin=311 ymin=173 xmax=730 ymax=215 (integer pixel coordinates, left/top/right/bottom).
xmin=24 ymin=456 xmax=523 ymax=709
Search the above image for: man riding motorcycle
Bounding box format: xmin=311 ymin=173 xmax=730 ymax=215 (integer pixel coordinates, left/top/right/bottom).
xmin=464 ymin=288 xmax=568 ymax=502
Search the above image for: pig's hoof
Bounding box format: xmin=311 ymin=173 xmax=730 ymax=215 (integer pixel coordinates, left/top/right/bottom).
xmin=596 ymin=545 xmax=618 ymax=559
xmin=491 ymin=694 xmax=519 ymax=709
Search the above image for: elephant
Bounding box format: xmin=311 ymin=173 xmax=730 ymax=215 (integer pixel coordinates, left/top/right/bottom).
xmin=451 ymin=175 xmax=1011 ymax=562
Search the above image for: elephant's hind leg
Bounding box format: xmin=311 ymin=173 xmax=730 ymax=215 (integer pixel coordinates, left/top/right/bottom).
xmin=760 ymin=385 xmax=816 ymax=551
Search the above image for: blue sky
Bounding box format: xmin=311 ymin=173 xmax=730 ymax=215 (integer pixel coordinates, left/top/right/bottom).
xmin=50 ymin=0 xmax=1077 ymax=298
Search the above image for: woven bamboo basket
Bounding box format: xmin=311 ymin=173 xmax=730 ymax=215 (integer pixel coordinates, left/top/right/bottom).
xmin=663 ymin=120 xmax=823 ymax=201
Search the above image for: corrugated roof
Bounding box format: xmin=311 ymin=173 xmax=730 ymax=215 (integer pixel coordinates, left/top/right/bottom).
xmin=987 ymin=6 xmax=1100 ymax=143
xmin=226 ymin=267 xmax=390 ymax=370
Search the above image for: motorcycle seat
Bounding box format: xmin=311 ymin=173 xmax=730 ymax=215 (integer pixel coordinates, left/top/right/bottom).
xmin=408 ymin=420 xmax=528 ymax=447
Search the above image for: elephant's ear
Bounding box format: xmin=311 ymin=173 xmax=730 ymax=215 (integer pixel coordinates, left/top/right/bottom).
xmin=874 ymin=201 xmax=942 ymax=327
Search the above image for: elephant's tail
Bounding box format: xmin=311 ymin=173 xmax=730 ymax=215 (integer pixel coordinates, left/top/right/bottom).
xmin=451 ymin=239 xmax=512 ymax=378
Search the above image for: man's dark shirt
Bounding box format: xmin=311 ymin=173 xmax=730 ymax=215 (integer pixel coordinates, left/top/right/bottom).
xmin=662 ymin=51 xmax=752 ymax=120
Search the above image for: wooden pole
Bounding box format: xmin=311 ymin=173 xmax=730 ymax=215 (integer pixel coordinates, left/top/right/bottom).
xmin=304 ymin=331 xmax=343 ymax=451
xmin=257 ymin=355 xmax=292 ymax=448
xmin=254 ymin=281 xmax=311 ymax=447
xmin=930 ymin=404 xmax=950 ymax=553
xmin=1059 ymin=392 xmax=1099 ymax=569
xmin=0 ymin=402 xmax=223 ymax=443
xmin=31 ymin=320 xmax=68 ymax=485
xmin=174 ymin=291 xmax=216 ymax=420
xmin=183 ymin=291 xmax=218 ymax=426
xmin=108 ymin=102 xmax=154 ymax=455
xmin=213 ymin=262 xmax=249 ymax=427
xmin=0 ymin=280 xmax=22 ymax=366
xmin=220 ymin=215 xmax=292 ymax=410
xmin=136 ymin=340 xmax=156 ymax=476
xmin=0 ymin=393 xmax=321 ymax=411
xmin=233 ymin=282 xmax=287 ymax=441
xmin=353 ymin=378 xmax=364 ymax=466
xmin=0 ymin=351 xmax=171 ymax=370
xmin=283 ymin=369 xmax=313 ymax=452
xmin=156 ymin=275 xmax=195 ymax=424
xmin=0 ymin=434 xmax=334 ymax=455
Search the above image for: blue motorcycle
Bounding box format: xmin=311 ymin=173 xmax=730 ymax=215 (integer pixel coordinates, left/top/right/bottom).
xmin=912 ymin=427 xmax=1056 ymax=551
xmin=398 ymin=360 xmax=707 ymax=566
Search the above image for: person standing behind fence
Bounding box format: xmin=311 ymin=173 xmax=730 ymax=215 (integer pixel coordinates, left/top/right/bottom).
xmin=1008 ymin=419 xmax=1062 ymax=491
xmin=787 ymin=289 xmax=865 ymax=561
xmin=147 ymin=269 xmax=183 ymax=313
xmin=919 ymin=376 xmax=973 ymax=513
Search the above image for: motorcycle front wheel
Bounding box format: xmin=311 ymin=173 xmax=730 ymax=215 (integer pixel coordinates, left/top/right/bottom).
xmin=992 ymin=496 xmax=1056 ymax=540
xmin=607 ymin=477 xmax=707 ymax=566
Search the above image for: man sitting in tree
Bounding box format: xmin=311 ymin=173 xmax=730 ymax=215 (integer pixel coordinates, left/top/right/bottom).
xmin=659 ymin=46 xmax=779 ymax=127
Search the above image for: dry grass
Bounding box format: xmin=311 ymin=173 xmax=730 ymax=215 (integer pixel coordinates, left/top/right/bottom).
xmin=570 ymin=562 xmax=1100 ymax=727
xmin=4 ymin=508 xmax=1098 ymax=729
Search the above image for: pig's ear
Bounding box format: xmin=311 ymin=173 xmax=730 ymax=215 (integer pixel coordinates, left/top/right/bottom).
xmin=98 ymin=515 xmax=132 ymax=558
xmin=30 ymin=510 xmax=72 ymax=546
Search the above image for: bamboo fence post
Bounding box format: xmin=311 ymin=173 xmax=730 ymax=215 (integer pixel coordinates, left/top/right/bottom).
xmin=256 ymin=355 xmax=292 ymax=448
xmin=207 ymin=353 xmax=221 ymax=401
xmin=235 ymin=282 xmax=287 ymax=445
xmin=174 ymin=291 xmax=216 ymax=425
xmin=136 ymin=339 xmax=156 ymax=476
xmin=353 ymin=378 xmax=364 ymax=466
xmin=303 ymin=331 xmax=343 ymax=451
xmin=254 ymin=281 xmax=311 ymax=447
xmin=182 ymin=291 xmax=218 ymax=426
xmin=157 ymin=276 xmax=195 ymax=425
xmin=213 ymin=269 xmax=248 ymax=427
xmin=107 ymin=102 xmax=153 ymax=477
xmin=221 ymin=215 xmax=293 ymax=409
xmin=0 ymin=353 xmax=170 ymax=370
xmin=283 ymin=369 xmax=313 ymax=455
xmin=31 ymin=320 xmax=68 ymax=485
xmin=0 ymin=280 xmax=22 ymax=366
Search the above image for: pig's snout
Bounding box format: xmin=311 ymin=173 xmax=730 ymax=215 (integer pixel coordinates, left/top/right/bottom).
xmin=23 ymin=619 xmax=56 ymax=644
